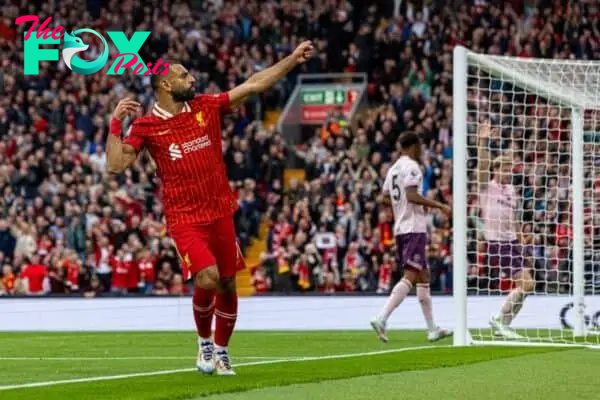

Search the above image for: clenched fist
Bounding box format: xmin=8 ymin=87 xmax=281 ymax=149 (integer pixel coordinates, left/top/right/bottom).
xmin=292 ymin=41 xmax=315 ymax=64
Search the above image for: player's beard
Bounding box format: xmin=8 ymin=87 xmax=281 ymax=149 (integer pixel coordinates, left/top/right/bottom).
xmin=171 ymin=87 xmax=195 ymax=102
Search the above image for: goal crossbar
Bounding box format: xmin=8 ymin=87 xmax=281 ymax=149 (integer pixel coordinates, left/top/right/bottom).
xmin=467 ymin=50 xmax=600 ymax=109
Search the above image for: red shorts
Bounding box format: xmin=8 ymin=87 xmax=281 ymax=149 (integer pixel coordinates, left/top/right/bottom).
xmin=169 ymin=216 xmax=246 ymax=281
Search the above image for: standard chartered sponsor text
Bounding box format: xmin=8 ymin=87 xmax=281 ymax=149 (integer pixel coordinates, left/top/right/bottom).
xmin=182 ymin=135 xmax=211 ymax=153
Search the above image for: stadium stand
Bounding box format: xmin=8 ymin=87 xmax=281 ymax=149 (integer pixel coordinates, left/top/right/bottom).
xmin=0 ymin=0 xmax=595 ymax=297
xmin=253 ymin=0 xmax=600 ymax=295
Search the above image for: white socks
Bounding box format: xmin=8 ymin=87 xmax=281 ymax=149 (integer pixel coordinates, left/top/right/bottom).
xmin=417 ymin=283 xmax=437 ymax=331
xmin=378 ymin=278 xmax=412 ymax=321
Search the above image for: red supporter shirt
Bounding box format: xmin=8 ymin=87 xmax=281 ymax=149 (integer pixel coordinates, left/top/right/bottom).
xmin=126 ymin=259 xmax=139 ymax=290
xmin=123 ymin=94 xmax=238 ymax=227
xmin=110 ymin=256 xmax=132 ymax=290
xmin=20 ymin=264 xmax=47 ymax=294
xmin=253 ymin=275 xmax=270 ymax=293
xmin=138 ymin=257 xmax=156 ymax=283
xmin=62 ymin=259 xmax=80 ymax=290
xmin=295 ymin=262 xmax=310 ymax=290
xmin=378 ymin=262 xmax=392 ymax=290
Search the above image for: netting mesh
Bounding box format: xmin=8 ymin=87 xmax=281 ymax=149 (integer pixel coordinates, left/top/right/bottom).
xmin=468 ymin=53 xmax=600 ymax=108
xmin=465 ymin=53 xmax=600 ymax=344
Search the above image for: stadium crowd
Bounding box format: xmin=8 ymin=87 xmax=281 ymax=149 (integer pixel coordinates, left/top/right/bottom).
xmin=0 ymin=0 xmax=596 ymax=296
xmin=253 ymin=0 xmax=600 ymax=295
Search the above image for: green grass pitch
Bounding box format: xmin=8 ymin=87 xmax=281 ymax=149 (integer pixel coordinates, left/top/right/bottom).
xmin=0 ymin=331 xmax=598 ymax=400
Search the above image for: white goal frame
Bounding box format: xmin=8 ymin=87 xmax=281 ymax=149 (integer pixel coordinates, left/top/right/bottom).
xmin=452 ymin=45 xmax=588 ymax=347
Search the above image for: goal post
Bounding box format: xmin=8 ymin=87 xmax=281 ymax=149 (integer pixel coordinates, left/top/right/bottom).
xmin=452 ymin=45 xmax=600 ymax=347
xmin=453 ymin=46 xmax=469 ymax=346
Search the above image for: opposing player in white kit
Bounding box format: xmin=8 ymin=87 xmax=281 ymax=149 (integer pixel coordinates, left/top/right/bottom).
xmin=370 ymin=132 xmax=453 ymax=343
xmin=477 ymin=121 xmax=535 ymax=339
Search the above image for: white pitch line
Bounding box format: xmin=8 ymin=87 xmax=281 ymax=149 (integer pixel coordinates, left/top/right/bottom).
xmin=0 ymin=356 xmax=296 ymax=361
xmin=0 ymin=345 xmax=446 ymax=391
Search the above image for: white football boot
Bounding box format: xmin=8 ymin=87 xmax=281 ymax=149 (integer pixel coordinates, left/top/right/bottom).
xmin=489 ymin=315 xmax=524 ymax=340
xmin=214 ymin=348 xmax=236 ymax=376
xmin=427 ymin=327 xmax=453 ymax=342
xmin=370 ymin=317 xmax=389 ymax=343
xmin=196 ymin=338 xmax=215 ymax=375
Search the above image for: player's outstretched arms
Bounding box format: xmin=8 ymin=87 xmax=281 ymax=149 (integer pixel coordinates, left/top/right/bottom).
xmin=227 ymin=41 xmax=315 ymax=108
xmin=106 ymin=99 xmax=141 ymax=174
xmin=405 ymin=186 xmax=451 ymax=217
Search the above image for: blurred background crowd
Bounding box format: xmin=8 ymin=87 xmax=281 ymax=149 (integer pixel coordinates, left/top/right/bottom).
xmin=0 ymin=0 xmax=595 ymax=297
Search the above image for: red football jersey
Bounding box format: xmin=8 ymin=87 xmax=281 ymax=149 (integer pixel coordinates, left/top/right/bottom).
xmin=138 ymin=257 xmax=156 ymax=283
xmin=378 ymin=262 xmax=392 ymax=291
xmin=20 ymin=264 xmax=47 ymax=294
xmin=123 ymin=93 xmax=238 ymax=226
xmin=62 ymin=259 xmax=80 ymax=290
xmin=110 ymin=256 xmax=131 ymax=290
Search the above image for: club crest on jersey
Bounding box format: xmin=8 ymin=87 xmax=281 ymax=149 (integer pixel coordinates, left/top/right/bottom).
xmin=195 ymin=112 xmax=205 ymax=127
xmin=183 ymin=253 xmax=192 ymax=266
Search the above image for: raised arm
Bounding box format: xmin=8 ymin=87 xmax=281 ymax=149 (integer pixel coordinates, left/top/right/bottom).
xmin=227 ymin=41 xmax=315 ymax=108
xmin=106 ymin=99 xmax=142 ymax=174
xmin=476 ymin=119 xmax=492 ymax=190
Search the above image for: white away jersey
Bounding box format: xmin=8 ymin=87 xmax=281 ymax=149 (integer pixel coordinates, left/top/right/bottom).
xmin=480 ymin=179 xmax=518 ymax=241
xmin=383 ymin=156 xmax=427 ymax=235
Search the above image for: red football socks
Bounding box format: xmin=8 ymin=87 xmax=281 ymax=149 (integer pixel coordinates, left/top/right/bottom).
xmin=214 ymin=291 xmax=238 ymax=347
xmin=192 ymin=286 xmax=215 ymax=339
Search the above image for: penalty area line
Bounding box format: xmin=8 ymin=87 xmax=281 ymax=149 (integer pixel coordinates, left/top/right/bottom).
xmin=0 ymin=345 xmax=446 ymax=391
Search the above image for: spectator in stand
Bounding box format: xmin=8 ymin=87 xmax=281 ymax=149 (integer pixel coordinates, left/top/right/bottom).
xmin=1 ymin=264 xmax=17 ymax=295
xmin=20 ymin=254 xmax=48 ymax=295
xmin=137 ymin=249 xmax=157 ymax=294
xmin=84 ymin=275 xmax=104 ymax=298
xmin=169 ymin=274 xmax=188 ymax=296
xmin=152 ymin=280 xmax=169 ymax=296
xmin=252 ymin=265 xmax=272 ymax=293
xmin=13 ymin=222 xmax=37 ymax=260
xmin=0 ymin=220 xmax=16 ymax=261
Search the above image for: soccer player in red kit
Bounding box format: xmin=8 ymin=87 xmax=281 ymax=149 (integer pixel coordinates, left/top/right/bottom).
xmin=106 ymin=41 xmax=314 ymax=376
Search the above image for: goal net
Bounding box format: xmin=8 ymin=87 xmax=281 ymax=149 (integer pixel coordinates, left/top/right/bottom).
xmin=453 ymin=46 xmax=600 ymax=347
